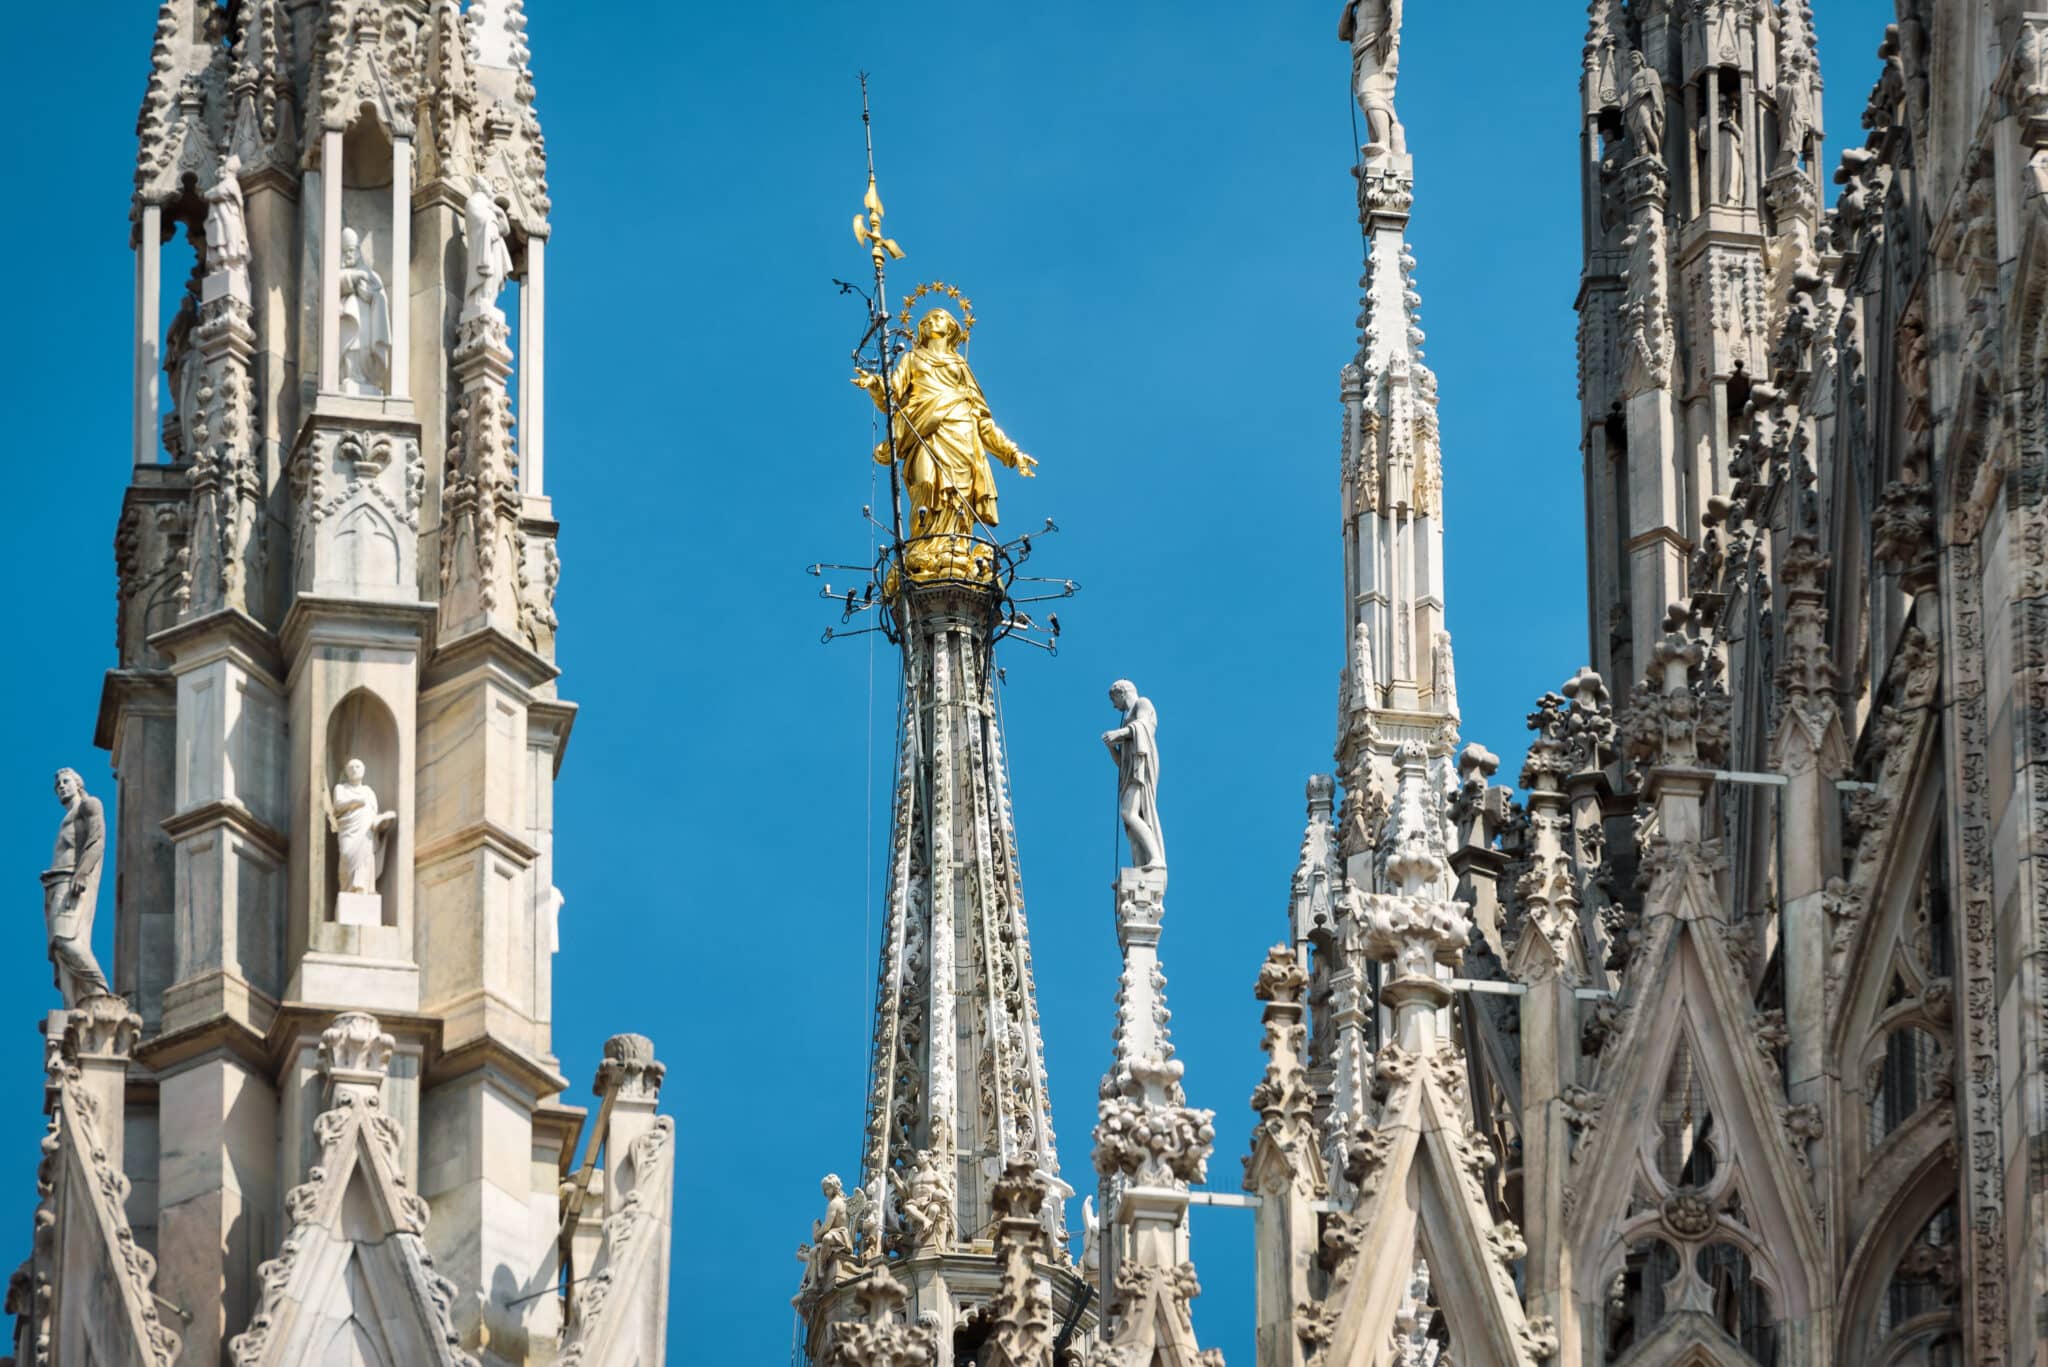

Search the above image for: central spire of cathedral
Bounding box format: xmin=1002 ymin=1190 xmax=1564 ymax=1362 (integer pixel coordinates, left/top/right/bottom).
xmin=792 ymin=147 xmax=1088 ymax=1363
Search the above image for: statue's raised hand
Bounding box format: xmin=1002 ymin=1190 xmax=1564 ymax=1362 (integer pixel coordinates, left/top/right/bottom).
xmin=1015 ymin=451 xmax=1038 ymax=477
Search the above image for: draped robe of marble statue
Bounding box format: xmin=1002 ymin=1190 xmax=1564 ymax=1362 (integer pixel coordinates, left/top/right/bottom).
xmin=1351 ymin=619 xmax=1378 ymax=709
xmin=1775 ymin=65 xmax=1813 ymax=169
xmin=43 ymin=769 xmax=111 ymax=1007
xmin=1433 ymin=629 xmax=1459 ymax=714
xmin=854 ymin=307 xmax=1036 ymax=542
xmin=793 ymin=1174 xmax=854 ymax=1303
xmin=204 ymin=154 xmax=251 ymax=298
xmin=1103 ymin=679 xmax=1165 ymax=870
xmin=1338 ymin=0 xmax=1405 ymax=156
xmin=463 ymin=176 xmax=514 ymax=320
xmin=1625 ymin=50 xmax=1666 ymax=160
xmin=1720 ymin=112 xmax=1745 ymax=204
xmin=330 ymin=758 xmax=397 ymax=898
xmin=337 ymin=228 xmax=392 ymax=396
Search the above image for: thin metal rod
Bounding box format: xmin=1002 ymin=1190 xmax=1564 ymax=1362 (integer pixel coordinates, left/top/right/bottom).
xmin=859 ymin=74 xmax=903 ymax=551
xmin=1713 ymin=768 xmax=1788 ymax=787
xmin=1449 ymin=977 xmax=1526 ymax=997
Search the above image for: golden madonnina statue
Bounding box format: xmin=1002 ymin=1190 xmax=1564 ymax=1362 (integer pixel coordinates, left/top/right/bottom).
xmin=854 ymin=307 xmax=1036 ymax=580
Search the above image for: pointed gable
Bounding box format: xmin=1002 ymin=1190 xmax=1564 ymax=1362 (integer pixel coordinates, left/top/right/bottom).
xmin=1567 ymin=852 xmax=1829 ymax=1330
xmin=230 ymin=1014 xmax=475 ymax=1367
xmin=559 ymin=1036 xmax=675 ymax=1367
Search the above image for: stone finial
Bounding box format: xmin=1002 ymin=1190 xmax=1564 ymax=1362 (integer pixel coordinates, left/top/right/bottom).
xmin=1455 ymin=744 xmax=1499 ymax=786
xmin=598 ymin=1032 xmax=666 ymax=1105
xmin=1254 ymin=944 xmax=1309 ymax=1005
xmin=986 ymin=1160 xmax=1058 ymax=1366
xmin=63 ymin=993 xmax=142 ymax=1064
xmin=989 ymin=1159 xmax=1054 ymax=1252
xmin=1622 ymin=608 xmax=1730 ymax=771
xmin=1249 ymin=947 xmax=1317 ymax=1161
xmin=1291 ymin=778 xmax=1340 ymax=946
xmin=1379 ymin=742 xmax=1447 ymax=891
xmin=319 ymin=1012 xmax=395 ymax=1090
xmin=1561 ymin=666 xmax=1616 ymax=772
xmin=1358 ymin=894 xmax=1468 ymax=987
xmin=825 ymin=1268 xmax=938 ymax=1367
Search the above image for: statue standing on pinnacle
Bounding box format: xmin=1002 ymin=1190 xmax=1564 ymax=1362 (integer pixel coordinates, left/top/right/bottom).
xmin=854 ymin=306 xmax=1036 ymax=581
xmin=204 ymin=154 xmax=251 ymax=299
xmin=1104 ymin=680 xmax=1166 ymax=871
xmin=1339 ymin=0 xmax=1404 ymax=157
xmin=463 ymin=175 xmax=514 ymax=321
xmin=1625 ymin=50 xmax=1666 ymax=160
xmin=42 ymin=769 xmax=111 ymax=1008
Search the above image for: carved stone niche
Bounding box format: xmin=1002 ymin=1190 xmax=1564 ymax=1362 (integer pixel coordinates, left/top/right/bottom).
xmin=288 ymin=412 xmax=426 ymax=602
xmin=114 ymin=470 xmax=193 ymax=671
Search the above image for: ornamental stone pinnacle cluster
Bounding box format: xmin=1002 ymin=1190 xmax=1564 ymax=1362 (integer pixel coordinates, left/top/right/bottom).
xmin=22 ymin=2 xmax=2048 ymax=1365
xmin=15 ymin=4 xmax=674 ymax=1364
xmin=797 ymin=2 xmax=2048 ymax=1365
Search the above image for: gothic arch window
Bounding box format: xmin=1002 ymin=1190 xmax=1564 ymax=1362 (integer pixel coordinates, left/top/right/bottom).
xmin=1871 ymin=1202 xmax=1960 ymax=1365
xmin=1866 ymin=1025 xmax=1945 ymax=1150
xmin=1696 ymin=1241 xmax=1778 ymax=1365
xmin=1605 ymin=1236 xmax=1682 ymax=1359
xmin=1839 ymin=1155 xmax=1961 ymax=1363
xmin=1654 ymin=1033 xmax=1719 ymax=1189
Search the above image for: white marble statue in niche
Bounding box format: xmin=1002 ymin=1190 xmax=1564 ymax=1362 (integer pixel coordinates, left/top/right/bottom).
xmin=463 ymin=175 xmax=513 ymax=321
xmin=204 ymin=154 xmax=251 ymax=300
xmin=337 ymin=227 xmax=392 ymax=396
xmin=329 ymin=758 xmax=396 ymax=920
xmin=1351 ymin=619 xmax=1377 ymax=709
xmin=1103 ymin=679 xmax=1166 ymax=870
xmin=44 ymin=769 xmax=112 ymax=1007
xmin=1625 ymin=50 xmax=1666 ymax=160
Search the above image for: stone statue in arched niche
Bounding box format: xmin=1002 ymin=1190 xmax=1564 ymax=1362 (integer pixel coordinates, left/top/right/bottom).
xmin=328 ymin=757 xmax=395 ymax=925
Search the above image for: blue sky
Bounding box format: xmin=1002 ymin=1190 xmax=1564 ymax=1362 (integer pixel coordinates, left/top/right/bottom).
xmin=0 ymin=2 xmax=1893 ymax=1360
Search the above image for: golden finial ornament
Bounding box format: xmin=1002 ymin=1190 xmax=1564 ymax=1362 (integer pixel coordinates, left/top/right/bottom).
xmin=844 ymin=77 xmax=1036 ymax=585
xmin=852 ymin=174 xmax=904 ymax=266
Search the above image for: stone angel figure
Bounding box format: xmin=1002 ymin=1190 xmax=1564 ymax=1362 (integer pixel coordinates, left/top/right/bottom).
xmin=337 ymin=227 xmax=391 ymax=395
xmin=792 ymin=1173 xmax=856 ymax=1305
xmin=1104 ymin=679 xmax=1165 ymax=870
xmin=896 ymin=1148 xmax=954 ymax=1251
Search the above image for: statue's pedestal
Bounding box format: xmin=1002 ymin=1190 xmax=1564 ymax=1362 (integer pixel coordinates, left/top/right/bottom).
xmin=1115 ymin=866 xmax=1168 ymax=907
xmin=335 ymin=891 xmax=383 ymax=927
